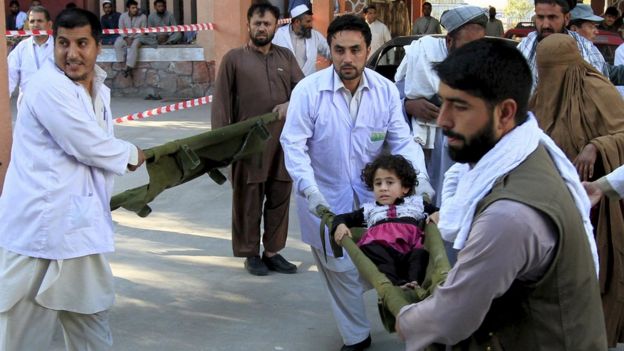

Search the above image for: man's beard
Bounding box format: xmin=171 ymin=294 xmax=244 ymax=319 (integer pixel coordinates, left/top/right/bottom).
xmin=250 ymin=32 xmax=274 ymax=47
xmin=297 ymin=26 xmax=312 ymax=39
xmin=336 ymin=64 xmax=363 ymax=83
xmin=537 ymin=27 xmax=563 ymax=41
xmin=443 ymin=114 xmax=498 ymax=164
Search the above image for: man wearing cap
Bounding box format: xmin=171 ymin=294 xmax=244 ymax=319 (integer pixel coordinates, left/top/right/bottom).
xmin=517 ymin=0 xmax=608 ymax=92
xmin=568 ymin=4 xmax=603 ymax=42
xmin=363 ymin=5 xmax=391 ymax=60
xmin=272 ymin=4 xmax=330 ymax=76
xmin=100 ymin=0 xmax=120 ymax=45
xmin=412 ymin=2 xmax=441 ymax=35
xmin=394 ymin=5 xmax=487 ymax=209
xmin=8 ymin=5 xmax=53 ymax=106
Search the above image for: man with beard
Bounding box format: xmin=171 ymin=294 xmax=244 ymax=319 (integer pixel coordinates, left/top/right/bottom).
xmin=211 ymin=2 xmax=303 ymax=276
xmin=113 ymin=0 xmax=147 ymax=78
xmin=140 ymin=0 xmax=181 ymax=46
xmin=396 ymin=38 xmax=605 ymax=351
xmin=395 ymin=5 xmax=487 ymax=210
xmin=412 ymin=2 xmax=441 ymax=35
xmin=272 ymin=4 xmax=330 ymax=76
xmin=8 ymin=6 xmax=54 ymax=106
xmin=281 ymin=14 xmax=432 ymax=351
xmin=0 ymin=8 xmax=145 ymax=350
xmin=517 ymin=0 xmax=608 ymax=92
xmin=100 ymin=0 xmax=120 ymax=45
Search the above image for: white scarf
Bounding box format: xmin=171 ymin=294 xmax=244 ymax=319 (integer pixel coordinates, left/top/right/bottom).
xmin=438 ymin=113 xmax=599 ymax=274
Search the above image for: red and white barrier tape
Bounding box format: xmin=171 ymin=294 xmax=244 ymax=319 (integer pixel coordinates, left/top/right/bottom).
xmin=114 ymin=95 xmax=212 ymax=124
xmin=6 ymin=22 xmax=215 ymax=37
xmin=277 ymin=18 xmax=292 ymax=25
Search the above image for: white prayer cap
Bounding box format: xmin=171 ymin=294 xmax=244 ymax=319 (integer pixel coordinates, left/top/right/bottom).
xmin=440 ymin=6 xmax=488 ymax=34
xmin=291 ymin=4 xmax=310 ymax=18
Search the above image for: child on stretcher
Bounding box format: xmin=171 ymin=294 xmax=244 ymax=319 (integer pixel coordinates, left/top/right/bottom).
xmin=332 ymin=154 xmax=433 ymax=289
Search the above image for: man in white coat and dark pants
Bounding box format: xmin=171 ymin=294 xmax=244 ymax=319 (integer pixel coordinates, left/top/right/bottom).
xmin=272 ymin=4 xmax=331 ymax=76
xmin=0 ymin=8 xmax=145 ymax=350
xmin=7 ymin=6 xmax=54 ymax=106
xmin=281 ymin=14 xmax=433 ymax=351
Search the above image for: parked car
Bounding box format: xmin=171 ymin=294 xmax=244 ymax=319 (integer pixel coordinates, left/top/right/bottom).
xmin=366 ymin=35 xmax=518 ymax=82
xmin=504 ymin=22 xmax=623 ymax=64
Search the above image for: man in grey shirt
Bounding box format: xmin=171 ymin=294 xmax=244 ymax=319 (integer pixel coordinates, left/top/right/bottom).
xmin=396 ymin=38 xmax=605 ymax=350
xmin=140 ymin=0 xmax=181 ymax=46
xmin=113 ymin=0 xmax=146 ymax=78
xmin=412 ymin=2 xmax=441 ymax=35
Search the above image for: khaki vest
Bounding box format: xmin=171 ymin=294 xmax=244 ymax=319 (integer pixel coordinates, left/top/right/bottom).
xmin=453 ymin=145 xmax=607 ymax=351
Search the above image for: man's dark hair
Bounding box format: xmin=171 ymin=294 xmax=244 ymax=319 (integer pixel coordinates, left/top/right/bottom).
xmin=246 ymin=2 xmax=280 ymax=22
xmin=9 ymin=1 xmax=20 ymax=7
xmin=363 ymin=5 xmax=376 ymax=13
xmin=29 ymin=5 xmax=50 ymax=21
xmin=54 ymin=8 xmax=102 ymax=43
xmin=65 ymin=2 xmax=77 ymax=9
xmin=534 ymin=0 xmax=573 ymax=14
xmin=126 ymin=0 xmax=138 ymax=8
xmin=605 ymin=6 xmax=620 ymax=17
xmin=361 ymin=154 xmax=418 ymax=196
xmin=423 ymin=2 xmax=432 ymax=8
xmin=434 ymin=38 xmax=532 ymax=125
xmin=153 ymin=0 xmax=165 ymax=5
xmin=327 ymin=14 xmax=371 ymax=47
xmin=568 ymin=19 xmax=590 ymax=29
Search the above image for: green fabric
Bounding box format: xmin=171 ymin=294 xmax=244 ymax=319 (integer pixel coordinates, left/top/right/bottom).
xmin=456 ymin=145 xmax=607 ymax=351
xmin=317 ymin=206 xmax=450 ymax=333
xmin=110 ymin=112 xmax=280 ymax=217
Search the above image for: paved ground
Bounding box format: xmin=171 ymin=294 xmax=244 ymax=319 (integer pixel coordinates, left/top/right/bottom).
xmin=8 ymin=97 xmax=403 ymax=351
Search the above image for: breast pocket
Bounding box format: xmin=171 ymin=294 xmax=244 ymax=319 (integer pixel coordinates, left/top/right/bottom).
xmin=366 ymin=129 xmax=387 ymax=155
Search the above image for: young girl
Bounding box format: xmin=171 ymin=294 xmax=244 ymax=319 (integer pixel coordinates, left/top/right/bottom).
xmin=332 ymin=154 xmax=431 ymax=288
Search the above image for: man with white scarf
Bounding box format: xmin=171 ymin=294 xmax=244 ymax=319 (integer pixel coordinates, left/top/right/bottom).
xmin=396 ymin=38 xmax=605 ymax=350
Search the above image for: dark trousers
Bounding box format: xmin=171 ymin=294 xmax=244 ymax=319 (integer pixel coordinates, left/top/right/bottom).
xmin=231 ymin=177 xmax=292 ymax=257
xmin=360 ymin=243 xmax=429 ymax=286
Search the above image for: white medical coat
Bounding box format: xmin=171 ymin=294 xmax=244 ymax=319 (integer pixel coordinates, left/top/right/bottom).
xmin=0 ymin=62 xmax=136 ymax=260
xmin=281 ymin=67 xmax=431 ymax=256
xmin=272 ymin=24 xmax=331 ymax=76
xmin=7 ymin=35 xmax=54 ymax=102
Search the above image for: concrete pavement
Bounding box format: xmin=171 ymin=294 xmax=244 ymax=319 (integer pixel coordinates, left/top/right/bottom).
xmin=9 ymin=97 xmax=404 ymax=351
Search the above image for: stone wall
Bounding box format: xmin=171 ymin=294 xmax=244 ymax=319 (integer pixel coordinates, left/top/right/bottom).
xmin=99 ymin=60 xmax=215 ymax=99
xmin=97 ymin=45 xmax=215 ymax=99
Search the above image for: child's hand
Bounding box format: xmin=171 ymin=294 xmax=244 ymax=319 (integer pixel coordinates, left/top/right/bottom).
xmin=334 ymin=224 xmax=352 ymax=245
xmin=427 ymin=211 xmax=440 ymax=225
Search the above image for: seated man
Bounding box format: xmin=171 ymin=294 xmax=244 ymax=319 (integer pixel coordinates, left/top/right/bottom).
xmin=140 ymin=0 xmax=181 ymax=46
xmin=113 ymin=0 xmax=146 ymax=77
xmin=100 ymin=0 xmax=121 ymax=45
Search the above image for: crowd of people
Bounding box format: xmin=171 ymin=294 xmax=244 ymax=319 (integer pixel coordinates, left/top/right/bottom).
xmin=3 ymin=0 xmax=624 ymax=350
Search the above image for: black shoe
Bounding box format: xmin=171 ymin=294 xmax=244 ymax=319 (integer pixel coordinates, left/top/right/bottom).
xmin=244 ymin=256 xmax=269 ymax=276
xmin=262 ymin=253 xmax=297 ymax=274
xmin=340 ymin=335 xmax=371 ymax=351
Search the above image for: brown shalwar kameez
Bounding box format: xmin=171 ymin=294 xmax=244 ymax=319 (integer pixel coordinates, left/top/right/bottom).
xmin=530 ymin=34 xmax=624 ymax=347
xmin=211 ymin=43 xmax=304 ymax=257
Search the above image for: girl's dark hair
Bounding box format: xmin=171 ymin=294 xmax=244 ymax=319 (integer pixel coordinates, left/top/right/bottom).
xmin=361 ymin=154 xmax=418 ymax=196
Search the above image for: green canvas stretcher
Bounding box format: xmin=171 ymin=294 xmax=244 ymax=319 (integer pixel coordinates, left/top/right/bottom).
xmin=110 ymin=112 xmax=280 ymax=217
xmin=317 ymin=207 xmax=451 ymax=333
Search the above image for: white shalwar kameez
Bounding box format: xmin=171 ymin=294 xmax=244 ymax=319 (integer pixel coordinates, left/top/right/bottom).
xmin=0 ymin=62 xmax=138 ymax=351
xmin=272 ymin=24 xmax=331 ymax=76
